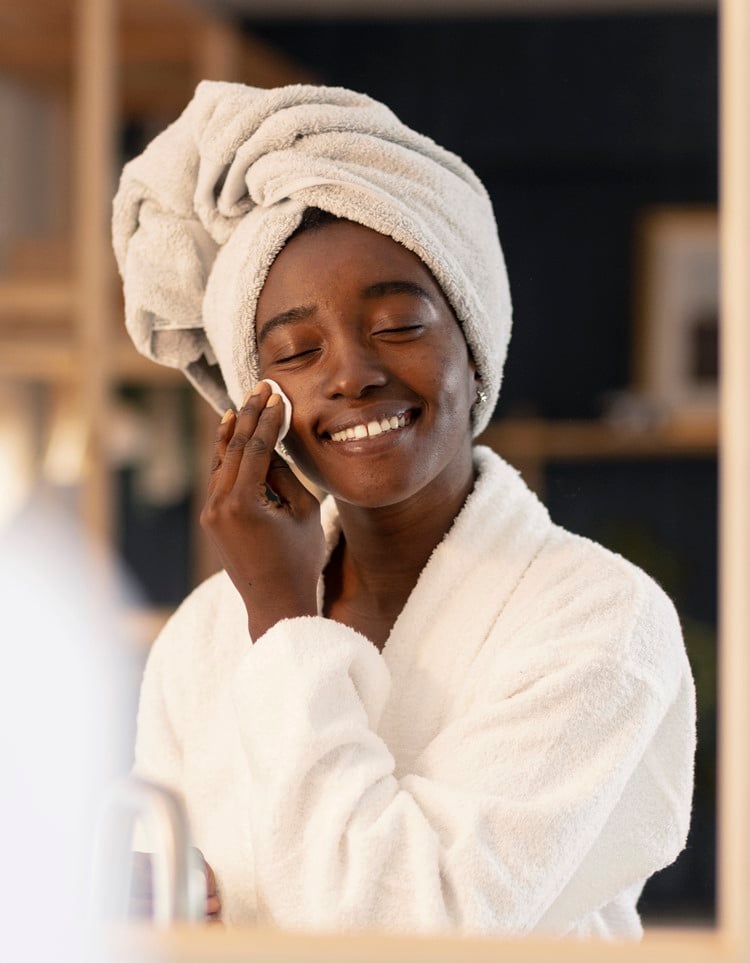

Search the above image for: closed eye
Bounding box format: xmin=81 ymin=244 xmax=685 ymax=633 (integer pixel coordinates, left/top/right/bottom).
xmin=375 ymin=324 xmax=425 ymax=337
xmin=274 ymin=347 xmax=320 ymax=365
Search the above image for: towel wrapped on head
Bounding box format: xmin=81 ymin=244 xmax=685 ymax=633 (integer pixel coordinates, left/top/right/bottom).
xmin=112 ymin=81 xmax=512 ymax=436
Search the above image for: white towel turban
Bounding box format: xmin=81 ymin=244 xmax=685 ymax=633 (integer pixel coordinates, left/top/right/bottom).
xmin=112 ymin=81 xmax=512 ymax=436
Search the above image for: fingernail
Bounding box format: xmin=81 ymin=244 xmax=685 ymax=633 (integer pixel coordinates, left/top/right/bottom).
xmin=221 ymin=408 xmax=235 ymax=423
xmin=242 ymin=384 xmax=263 ymax=406
xmin=266 ymin=393 xmax=282 ymax=408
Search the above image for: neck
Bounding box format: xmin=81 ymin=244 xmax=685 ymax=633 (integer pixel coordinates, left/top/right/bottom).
xmin=330 ymin=452 xmax=476 ymax=613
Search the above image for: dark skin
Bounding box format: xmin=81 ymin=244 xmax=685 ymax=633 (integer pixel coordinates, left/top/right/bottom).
xmin=201 ymin=219 xmax=478 ymax=649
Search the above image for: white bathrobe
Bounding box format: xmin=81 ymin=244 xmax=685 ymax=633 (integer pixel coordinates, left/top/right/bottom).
xmin=133 ymin=446 xmax=696 ymax=939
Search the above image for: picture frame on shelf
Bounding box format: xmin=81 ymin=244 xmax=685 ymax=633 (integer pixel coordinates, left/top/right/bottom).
xmin=633 ymin=206 xmax=719 ymax=422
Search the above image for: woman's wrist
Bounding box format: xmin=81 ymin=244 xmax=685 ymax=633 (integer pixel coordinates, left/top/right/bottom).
xmin=246 ymin=593 xmax=318 ymax=642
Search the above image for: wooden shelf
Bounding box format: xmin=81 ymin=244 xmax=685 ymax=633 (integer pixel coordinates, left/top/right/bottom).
xmin=0 ymin=278 xmax=75 ymax=320
xmin=0 ymin=0 xmax=315 ymax=109
xmin=478 ymin=415 xmax=718 ymax=463
xmin=0 ymin=337 xmax=78 ymax=380
xmin=0 ymin=331 xmax=192 ymax=385
xmin=0 ymin=0 xmax=313 ymax=580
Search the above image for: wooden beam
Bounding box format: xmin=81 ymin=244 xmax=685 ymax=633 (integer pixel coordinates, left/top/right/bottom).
xmin=478 ymin=416 xmax=718 ymax=462
xmin=0 ymin=280 xmax=74 ymax=319
xmin=73 ymin=0 xmax=117 ymax=540
xmin=718 ymin=0 xmax=750 ymax=948
xmin=1 ymin=20 xmax=313 ymax=101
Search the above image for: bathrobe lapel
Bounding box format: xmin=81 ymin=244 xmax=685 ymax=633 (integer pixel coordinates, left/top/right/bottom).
xmin=319 ymin=446 xmax=553 ymax=774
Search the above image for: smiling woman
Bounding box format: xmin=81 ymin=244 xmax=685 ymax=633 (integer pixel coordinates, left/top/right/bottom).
xmin=256 ymin=217 xmax=476 ymax=510
xmin=112 ymin=81 xmax=695 ymax=940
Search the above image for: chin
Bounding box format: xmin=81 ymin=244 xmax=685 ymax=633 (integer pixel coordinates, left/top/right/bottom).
xmin=314 ymin=472 xmax=422 ymax=510
xmin=287 ymin=427 xmax=474 ymax=511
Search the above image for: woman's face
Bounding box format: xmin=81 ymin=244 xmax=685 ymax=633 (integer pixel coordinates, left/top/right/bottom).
xmin=255 ymin=219 xmax=476 ymax=509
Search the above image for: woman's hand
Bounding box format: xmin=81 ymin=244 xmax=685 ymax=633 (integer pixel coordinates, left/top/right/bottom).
xmin=200 ymin=380 xmax=325 ymax=640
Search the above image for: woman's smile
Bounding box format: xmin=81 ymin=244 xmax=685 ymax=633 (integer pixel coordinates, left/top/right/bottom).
xmin=322 ymin=407 xmax=417 ymax=443
xmin=255 ymin=218 xmax=477 ymax=508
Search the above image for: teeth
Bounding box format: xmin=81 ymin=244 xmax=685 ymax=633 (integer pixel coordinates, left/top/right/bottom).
xmin=329 ymin=413 xmax=411 ymax=443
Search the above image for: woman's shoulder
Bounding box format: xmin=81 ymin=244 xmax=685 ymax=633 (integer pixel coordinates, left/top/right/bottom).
xmin=469 ymin=450 xmax=683 ymax=685
xmin=510 ymin=520 xmax=688 ymax=698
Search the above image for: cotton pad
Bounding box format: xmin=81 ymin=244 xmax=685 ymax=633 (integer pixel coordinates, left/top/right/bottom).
xmin=261 ymin=379 xmax=292 ymax=443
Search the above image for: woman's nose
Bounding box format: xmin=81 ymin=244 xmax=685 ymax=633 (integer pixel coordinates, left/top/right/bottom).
xmin=322 ymin=341 xmax=388 ymax=399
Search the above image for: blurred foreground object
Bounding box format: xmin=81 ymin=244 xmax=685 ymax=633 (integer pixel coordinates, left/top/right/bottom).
xmin=0 ymin=488 xmax=131 ymax=961
xmin=92 ymin=776 xmax=205 ymax=926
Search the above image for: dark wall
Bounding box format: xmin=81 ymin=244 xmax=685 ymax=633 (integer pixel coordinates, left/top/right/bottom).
xmin=246 ymin=14 xmax=718 ymax=419
xmin=243 ymin=12 xmax=719 ymax=923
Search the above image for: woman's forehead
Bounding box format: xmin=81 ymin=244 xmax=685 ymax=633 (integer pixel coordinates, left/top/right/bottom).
xmin=256 ymin=220 xmax=449 ymax=321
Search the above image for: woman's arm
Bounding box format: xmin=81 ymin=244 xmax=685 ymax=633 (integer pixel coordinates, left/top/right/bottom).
xmin=230 ymin=576 xmax=694 ymax=936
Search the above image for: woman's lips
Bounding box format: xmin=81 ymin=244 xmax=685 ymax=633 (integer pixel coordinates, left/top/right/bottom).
xmin=328 ymin=411 xmax=413 ymax=443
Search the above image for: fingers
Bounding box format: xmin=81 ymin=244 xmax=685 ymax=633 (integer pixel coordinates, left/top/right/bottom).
xmin=212 ymin=381 xmax=282 ymax=497
xmin=193 ymin=847 xmax=222 ymax=922
xmin=207 ymin=408 xmax=236 ymax=497
xmin=231 ymin=394 xmax=287 ymax=499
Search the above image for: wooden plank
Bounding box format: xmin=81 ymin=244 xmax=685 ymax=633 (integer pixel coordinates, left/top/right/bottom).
xmin=0 ymin=5 xmax=312 ymax=81
xmin=0 ymin=279 xmax=74 ymax=318
xmin=73 ymin=0 xmax=116 ymax=541
xmin=478 ymin=416 xmax=718 ymax=462
xmin=0 ymin=338 xmax=77 ymax=379
xmin=100 ymin=923 xmax=731 ymax=963
xmin=718 ymin=0 xmax=750 ymax=948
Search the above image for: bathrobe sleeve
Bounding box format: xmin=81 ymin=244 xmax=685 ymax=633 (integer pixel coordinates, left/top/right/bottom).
xmin=131 ymin=612 xmax=186 ymax=797
xmin=132 ymin=575 xmax=224 ymax=795
xmin=232 ymin=564 xmax=695 ymax=936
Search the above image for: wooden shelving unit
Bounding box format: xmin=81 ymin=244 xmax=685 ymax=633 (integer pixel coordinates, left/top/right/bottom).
xmin=0 ymin=0 xmax=313 ymax=647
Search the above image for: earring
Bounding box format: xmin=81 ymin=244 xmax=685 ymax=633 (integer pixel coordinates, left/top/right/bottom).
xmin=475 ymin=386 xmax=488 ymax=406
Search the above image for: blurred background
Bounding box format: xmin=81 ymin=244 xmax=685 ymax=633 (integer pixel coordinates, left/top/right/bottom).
xmin=0 ymin=0 xmax=717 ymax=930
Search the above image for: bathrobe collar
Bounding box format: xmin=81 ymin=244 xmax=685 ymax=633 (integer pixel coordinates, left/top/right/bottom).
xmin=318 ymin=446 xmax=553 ymax=760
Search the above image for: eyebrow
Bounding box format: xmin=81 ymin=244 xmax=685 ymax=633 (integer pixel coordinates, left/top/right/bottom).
xmin=361 ymin=279 xmax=434 ymax=304
xmin=256 ymin=304 xmax=316 ymax=346
xmin=256 ymin=279 xmax=434 ymax=346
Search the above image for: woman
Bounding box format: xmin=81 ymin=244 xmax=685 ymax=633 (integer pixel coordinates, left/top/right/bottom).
xmin=113 ymin=82 xmax=695 ymax=939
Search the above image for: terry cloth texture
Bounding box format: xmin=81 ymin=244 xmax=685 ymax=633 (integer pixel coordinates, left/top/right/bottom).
xmin=111 ymin=81 xmax=511 ymax=436
xmin=133 ymin=446 xmax=696 ymax=938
